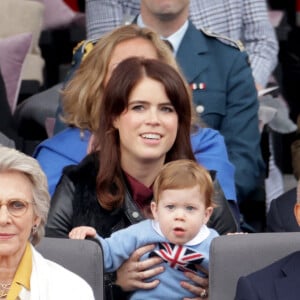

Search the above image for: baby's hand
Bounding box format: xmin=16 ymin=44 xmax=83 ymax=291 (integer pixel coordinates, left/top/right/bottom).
xmin=69 ymin=226 xmax=97 ymax=239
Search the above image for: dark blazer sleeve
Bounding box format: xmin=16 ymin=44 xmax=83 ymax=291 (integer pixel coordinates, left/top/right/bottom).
xmin=46 ymin=175 xmax=75 ymax=237
xmin=234 ymin=276 xmax=260 ymax=300
xmin=223 ymin=51 xmax=263 ymax=202
xmin=267 ymin=187 xmax=299 ymax=232
xmin=267 ymin=197 xmax=286 ymax=232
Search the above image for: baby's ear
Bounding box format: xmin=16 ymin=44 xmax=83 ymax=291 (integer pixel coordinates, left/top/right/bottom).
xmin=204 ymin=206 xmax=214 ymax=224
xmin=150 ymin=201 xmax=158 ymax=220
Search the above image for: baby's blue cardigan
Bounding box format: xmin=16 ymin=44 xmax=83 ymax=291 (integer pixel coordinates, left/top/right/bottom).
xmin=96 ymin=219 xmax=219 ymax=300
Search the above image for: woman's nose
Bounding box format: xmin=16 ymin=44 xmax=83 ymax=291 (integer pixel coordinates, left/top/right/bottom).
xmin=0 ymin=205 xmax=10 ymax=224
xmin=146 ymin=108 xmax=160 ymax=124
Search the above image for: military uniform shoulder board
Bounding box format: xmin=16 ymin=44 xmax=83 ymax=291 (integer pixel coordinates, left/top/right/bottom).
xmin=200 ymin=27 xmax=245 ymax=52
xmin=72 ymin=38 xmax=99 ymax=61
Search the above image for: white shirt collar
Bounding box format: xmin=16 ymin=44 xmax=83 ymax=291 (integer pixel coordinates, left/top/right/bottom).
xmin=152 ymin=220 xmax=210 ymax=246
xmin=137 ymin=15 xmax=188 ymax=56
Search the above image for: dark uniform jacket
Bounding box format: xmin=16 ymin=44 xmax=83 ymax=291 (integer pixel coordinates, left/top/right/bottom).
xmin=176 ymin=21 xmax=264 ymax=203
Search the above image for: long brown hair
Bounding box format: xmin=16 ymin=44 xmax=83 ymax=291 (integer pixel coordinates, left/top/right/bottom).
xmin=95 ymin=57 xmax=195 ymax=210
xmin=62 ymin=25 xmax=180 ymax=131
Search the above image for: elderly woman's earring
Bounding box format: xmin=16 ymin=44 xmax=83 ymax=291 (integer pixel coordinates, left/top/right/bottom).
xmin=32 ymin=224 xmax=38 ymax=234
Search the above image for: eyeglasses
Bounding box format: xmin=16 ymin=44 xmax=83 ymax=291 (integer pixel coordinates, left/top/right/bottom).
xmin=0 ymin=200 xmax=33 ymax=217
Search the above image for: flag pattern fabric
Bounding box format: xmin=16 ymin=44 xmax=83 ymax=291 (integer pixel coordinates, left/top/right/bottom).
xmin=150 ymin=242 xmax=204 ymax=273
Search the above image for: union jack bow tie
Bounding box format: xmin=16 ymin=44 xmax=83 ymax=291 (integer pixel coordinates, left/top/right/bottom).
xmin=149 ymin=242 xmax=204 ymax=273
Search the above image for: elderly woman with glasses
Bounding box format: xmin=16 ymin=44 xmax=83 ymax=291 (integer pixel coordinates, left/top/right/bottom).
xmin=0 ymin=146 xmax=95 ymax=300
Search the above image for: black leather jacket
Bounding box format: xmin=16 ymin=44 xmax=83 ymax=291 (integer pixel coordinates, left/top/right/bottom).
xmin=46 ymin=153 xmax=238 ymax=298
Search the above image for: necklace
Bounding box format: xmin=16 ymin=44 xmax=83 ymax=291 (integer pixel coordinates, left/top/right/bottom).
xmin=0 ymin=282 xmax=12 ymax=298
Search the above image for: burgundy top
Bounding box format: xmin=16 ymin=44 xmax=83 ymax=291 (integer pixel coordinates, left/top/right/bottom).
xmin=125 ymin=172 xmax=153 ymax=211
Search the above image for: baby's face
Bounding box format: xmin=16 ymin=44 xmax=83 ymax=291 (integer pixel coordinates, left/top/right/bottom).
xmin=151 ymin=185 xmax=212 ymax=245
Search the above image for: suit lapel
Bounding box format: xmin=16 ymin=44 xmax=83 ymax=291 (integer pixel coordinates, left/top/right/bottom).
xmin=176 ymin=21 xmax=209 ymax=83
xmin=275 ymin=253 xmax=300 ymax=300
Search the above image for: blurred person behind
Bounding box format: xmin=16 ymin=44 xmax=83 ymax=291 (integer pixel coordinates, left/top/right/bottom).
xmin=86 ymin=0 xmax=278 ymax=88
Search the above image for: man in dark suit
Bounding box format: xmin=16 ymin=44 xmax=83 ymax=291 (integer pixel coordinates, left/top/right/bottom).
xmin=235 ymin=250 xmax=300 ymax=299
xmin=267 ymin=115 xmax=299 ymax=232
xmin=235 ymin=190 xmax=300 ymax=299
xmin=267 ymin=186 xmax=300 ymax=232
xmin=138 ymin=0 xmax=264 ymax=217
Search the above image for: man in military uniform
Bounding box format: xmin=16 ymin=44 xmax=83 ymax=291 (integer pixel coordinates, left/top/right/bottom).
xmin=137 ymin=0 xmax=264 ymax=221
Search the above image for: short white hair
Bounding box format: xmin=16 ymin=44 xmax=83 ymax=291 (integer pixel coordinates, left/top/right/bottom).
xmin=0 ymin=146 xmax=50 ymax=245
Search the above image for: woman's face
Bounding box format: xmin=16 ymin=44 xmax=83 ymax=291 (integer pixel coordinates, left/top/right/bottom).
xmin=104 ymin=37 xmax=159 ymax=85
xmin=113 ymin=76 xmax=178 ymax=168
xmin=0 ymin=171 xmax=40 ymax=262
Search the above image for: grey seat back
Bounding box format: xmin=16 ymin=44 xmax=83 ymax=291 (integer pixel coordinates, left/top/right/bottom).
xmin=36 ymin=237 xmax=104 ymax=300
xmin=209 ymin=232 xmax=300 ymax=300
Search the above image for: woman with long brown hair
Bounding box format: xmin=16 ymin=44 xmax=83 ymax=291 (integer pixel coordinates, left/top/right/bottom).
xmin=46 ymin=57 xmax=229 ymax=299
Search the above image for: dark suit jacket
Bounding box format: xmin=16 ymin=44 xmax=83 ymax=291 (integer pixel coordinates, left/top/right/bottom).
xmin=267 ymin=187 xmax=299 ymax=232
xmin=235 ymin=251 xmax=300 ymax=300
xmin=176 ymin=22 xmax=264 ymax=202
